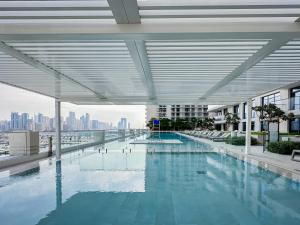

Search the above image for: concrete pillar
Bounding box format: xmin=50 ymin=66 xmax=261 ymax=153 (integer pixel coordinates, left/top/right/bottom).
xmin=48 ymin=136 xmax=53 ymax=156
xmin=56 ymin=160 xmax=62 ymax=208
xmin=55 ymin=100 xmax=61 ymax=161
xmin=238 ymin=103 xmax=244 ymax=132
xmin=245 ymin=98 xmax=253 ymax=155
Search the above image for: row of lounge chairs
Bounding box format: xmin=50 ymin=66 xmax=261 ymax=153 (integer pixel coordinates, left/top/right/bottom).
xmin=182 ymin=130 xmax=231 ymax=142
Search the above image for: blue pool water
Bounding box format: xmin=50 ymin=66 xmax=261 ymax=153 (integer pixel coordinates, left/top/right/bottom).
xmin=0 ymin=132 xmax=300 ymax=225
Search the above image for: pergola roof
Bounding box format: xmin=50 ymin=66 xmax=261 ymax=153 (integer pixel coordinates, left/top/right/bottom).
xmin=0 ymin=0 xmax=300 ymax=105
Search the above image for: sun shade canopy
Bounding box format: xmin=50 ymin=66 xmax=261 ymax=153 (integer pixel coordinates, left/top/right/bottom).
xmin=0 ymin=0 xmax=300 ymax=105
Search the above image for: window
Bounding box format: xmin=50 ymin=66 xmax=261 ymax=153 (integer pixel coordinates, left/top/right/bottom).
xmin=251 ymin=121 xmax=255 ymax=131
xmin=262 ymin=92 xmax=281 ymax=106
xmin=290 ymin=86 xmax=300 ymax=110
xmin=223 ymin=108 xmax=228 ymax=115
xmin=261 ymin=121 xmax=268 ymax=131
xmin=233 ymin=123 xmax=239 ymax=131
xmin=289 ymin=118 xmax=300 ymax=133
xmin=215 ymin=124 xmax=221 ymax=131
xmin=252 ymin=99 xmax=256 ymax=118
xmin=243 ymin=102 xmax=247 ymax=119
xmin=233 ymin=105 xmax=239 ymax=115
xmin=242 ymin=122 xmax=246 ymax=131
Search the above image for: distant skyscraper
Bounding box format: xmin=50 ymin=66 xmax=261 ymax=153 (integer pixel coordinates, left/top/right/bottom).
xmin=67 ymin=111 xmax=76 ymax=130
xmin=118 ymin=117 xmax=127 ymax=129
xmin=49 ymin=118 xmax=55 ymax=131
xmin=0 ymin=110 xmax=116 ymax=132
xmin=10 ymin=112 xmax=20 ymax=130
xmin=80 ymin=115 xmax=85 ymax=130
xmin=91 ymin=120 xmax=99 ymax=130
xmin=21 ymin=113 xmax=29 ymax=130
xmin=85 ymin=113 xmax=90 ymax=130
xmin=37 ymin=113 xmax=43 ymax=124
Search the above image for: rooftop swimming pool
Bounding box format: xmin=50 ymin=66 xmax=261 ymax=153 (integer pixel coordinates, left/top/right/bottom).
xmin=0 ymin=132 xmax=300 ymax=225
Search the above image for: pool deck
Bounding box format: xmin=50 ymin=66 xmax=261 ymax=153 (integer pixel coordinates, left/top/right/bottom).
xmin=178 ymin=132 xmax=300 ymax=182
xmin=2 ymin=132 xmax=300 ymax=182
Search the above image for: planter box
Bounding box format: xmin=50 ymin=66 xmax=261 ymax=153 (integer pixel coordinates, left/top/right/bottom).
xmin=8 ymin=131 xmax=39 ymax=156
xmin=252 ymin=134 xmax=265 ymax=145
xmin=281 ymin=136 xmax=300 ymax=142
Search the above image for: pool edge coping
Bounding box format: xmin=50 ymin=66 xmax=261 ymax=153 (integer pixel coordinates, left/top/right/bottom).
xmin=177 ymin=132 xmax=300 ymax=183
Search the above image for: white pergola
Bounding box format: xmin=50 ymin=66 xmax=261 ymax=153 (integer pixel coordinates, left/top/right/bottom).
xmin=1 ymin=0 xmax=300 ymax=157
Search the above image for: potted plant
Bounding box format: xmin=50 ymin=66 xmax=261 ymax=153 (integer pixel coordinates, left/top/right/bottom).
xmin=224 ymin=112 xmax=240 ymax=137
xmin=252 ymin=103 xmax=294 ymax=151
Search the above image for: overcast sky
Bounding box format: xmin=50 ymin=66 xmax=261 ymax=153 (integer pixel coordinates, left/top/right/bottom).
xmin=0 ymin=83 xmax=146 ymax=128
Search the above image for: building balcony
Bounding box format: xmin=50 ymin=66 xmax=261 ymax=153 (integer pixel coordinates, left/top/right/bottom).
xmin=213 ymin=115 xmax=226 ymax=124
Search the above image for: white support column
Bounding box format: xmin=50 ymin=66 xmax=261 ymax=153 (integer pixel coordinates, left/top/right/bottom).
xmin=55 ymin=99 xmax=61 ymax=161
xmin=245 ymin=98 xmax=253 ymax=155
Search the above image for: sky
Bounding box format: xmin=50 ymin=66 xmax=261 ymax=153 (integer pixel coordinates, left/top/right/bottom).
xmin=0 ymin=83 xmax=146 ymax=128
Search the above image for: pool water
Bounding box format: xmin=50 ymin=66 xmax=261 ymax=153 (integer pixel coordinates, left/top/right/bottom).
xmin=0 ymin=132 xmax=300 ymax=225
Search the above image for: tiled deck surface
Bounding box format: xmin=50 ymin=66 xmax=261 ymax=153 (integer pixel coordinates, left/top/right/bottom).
xmin=178 ymin=132 xmax=300 ymax=182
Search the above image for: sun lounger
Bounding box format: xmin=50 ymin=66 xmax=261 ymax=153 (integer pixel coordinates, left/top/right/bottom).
xmin=211 ymin=133 xmax=231 ymax=142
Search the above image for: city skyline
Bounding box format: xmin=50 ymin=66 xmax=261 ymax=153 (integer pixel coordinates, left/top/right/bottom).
xmin=0 ymin=111 xmax=133 ymax=131
xmin=0 ymin=83 xmax=146 ymax=128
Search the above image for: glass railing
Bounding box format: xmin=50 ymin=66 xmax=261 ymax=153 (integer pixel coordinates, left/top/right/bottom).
xmin=40 ymin=130 xmax=105 ymax=152
xmin=214 ymin=115 xmax=225 ymax=121
xmin=0 ymin=132 xmax=9 ymax=156
xmin=0 ymin=129 xmax=147 ymax=157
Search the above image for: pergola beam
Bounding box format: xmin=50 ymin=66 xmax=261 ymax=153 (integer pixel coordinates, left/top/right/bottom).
xmin=142 ymin=14 xmax=300 ymax=19
xmin=0 ymin=22 xmax=300 ymax=40
xmin=201 ymin=37 xmax=291 ymax=99
xmin=140 ymin=4 xmax=300 ymax=10
xmin=126 ymin=40 xmax=156 ymax=102
xmin=0 ymin=41 xmax=108 ymax=101
xmin=107 ymin=0 xmax=140 ymax=24
xmin=0 ymin=7 xmax=111 ymax=11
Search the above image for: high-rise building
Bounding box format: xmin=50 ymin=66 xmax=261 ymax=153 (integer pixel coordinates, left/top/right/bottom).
xmin=85 ymin=113 xmax=90 ymax=130
xmin=67 ymin=111 xmax=76 ymax=130
xmin=146 ymin=105 xmax=208 ymax=123
xmin=10 ymin=112 xmax=20 ymax=130
xmin=91 ymin=120 xmax=99 ymax=130
xmin=20 ymin=113 xmax=29 ymax=130
xmin=208 ymin=85 xmax=300 ymax=134
xmin=33 ymin=113 xmax=43 ymax=131
xmin=117 ymin=118 xmax=127 ymax=129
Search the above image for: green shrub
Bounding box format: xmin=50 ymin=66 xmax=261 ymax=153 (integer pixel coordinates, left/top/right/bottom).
xmin=268 ymin=141 xmax=300 ymax=155
xmin=225 ymin=136 xmax=258 ymax=146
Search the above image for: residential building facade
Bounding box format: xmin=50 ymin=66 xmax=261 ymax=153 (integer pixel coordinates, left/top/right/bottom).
xmin=208 ymin=84 xmax=300 ymax=133
xmin=146 ymin=105 xmax=208 ymax=123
